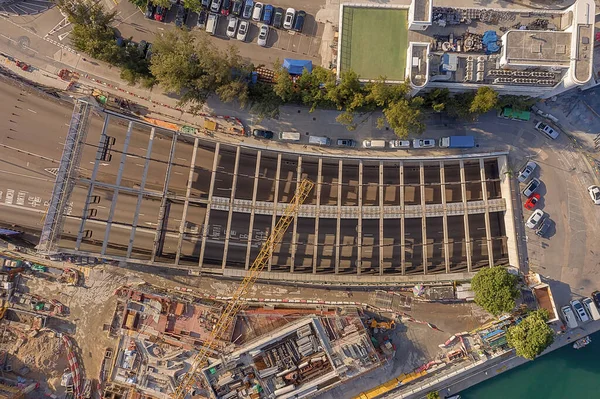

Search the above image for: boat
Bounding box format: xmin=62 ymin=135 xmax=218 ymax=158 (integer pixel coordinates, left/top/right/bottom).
xmin=573 ymin=336 xmax=591 ymax=349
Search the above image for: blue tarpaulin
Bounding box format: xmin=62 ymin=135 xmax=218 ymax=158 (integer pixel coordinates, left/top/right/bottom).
xmin=482 ymin=30 xmax=499 ymax=54
xmin=283 ymin=59 xmax=313 ymax=75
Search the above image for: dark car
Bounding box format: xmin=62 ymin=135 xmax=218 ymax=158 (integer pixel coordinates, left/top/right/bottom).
xmin=592 ymin=291 xmax=600 ymax=310
xmin=201 ymin=0 xmax=210 ymax=8
xmin=242 ymin=0 xmax=253 ymax=18
xmin=145 ymin=43 xmax=153 ymax=60
xmin=292 ymin=10 xmax=306 ymax=32
xmin=221 ymin=0 xmax=231 ymax=15
xmin=231 ymin=0 xmax=243 ymax=16
xmin=336 ymin=138 xmax=355 ymax=147
xmin=535 ymin=218 xmax=551 ymax=237
xmin=197 ymin=9 xmax=208 ymax=28
xmin=145 ymin=1 xmax=155 ymax=18
xmin=138 ymin=40 xmax=148 ymax=56
xmin=175 ymin=5 xmax=188 ymax=27
xmin=154 ymin=5 xmax=168 ymax=21
xmin=272 ymin=7 xmax=283 ymax=28
xmin=253 ymin=129 xmax=274 ymax=139
xmin=262 ymin=4 xmax=273 ymax=24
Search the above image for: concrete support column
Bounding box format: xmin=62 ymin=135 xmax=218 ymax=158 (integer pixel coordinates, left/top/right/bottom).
xmin=460 ymin=160 xmax=473 ymax=272
xmin=379 ymin=162 xmax=384 ymax=276
xmin=480 ymin=158 xmax=495 ymax=267
xmin=400 ymin=162 xmax=405 ymax=275
xmin=420 ymin=162 xmax=428 ymax=275
xmin=268 ymin=154 xmax=282 ymax=272
xmin=175 ymin=137 xmax=199 ymax=264
xmin=312 ymin=159 xmax=322 ymax=274
xmin=440 ymin=161 xmax=451 ymax=273
xmin=290 ymin=156 xmax=302 ymax=272
xmin=357 ymin=161 xmax=363 ymax=275
xmin=245 ymin=151 xmax=261 ymax=270
xmin=221 ymin=146 xmax=241 ymax=270
xmin=198 ymin=143 xmax=220 ymax=269
xmin=335 ymin=160 xmax=343 ymax=274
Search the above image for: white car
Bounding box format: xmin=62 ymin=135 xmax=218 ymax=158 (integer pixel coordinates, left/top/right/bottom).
xmin=517 ymin=161 xmax=537 ymax=183
xmin=535 ymin=122 xmax=559 ymax=140
xmin=412 ymin=139 xmax=435 ymax=149
xmin=252 ymin=2 xmax=263 ymax=21
xmin=226 ymin=16 xmax=238 ymax=38
xmin=283 ymin=7 xmax=295 ymax=29
xmin=570 ymin=300 xmax=590 ymax=322
xmin=389 ymin=140 xmax=411 ymax=149
xmin=525 ymin=209 xmax=545 ymax=229
xmin=236 ymin=20 xmax=249 ymax=41
xmin=210 ymin=0 xmax=221 ymax=13
xmin=588 ymin=185 xmax=600 ymax=205
xmin=257 ymin=24 xmax=269 ymax=47
xmin=561 ymin=305 xmax=578 ymax=329
xmin=522 ymin=177 xmax=541 ymax=197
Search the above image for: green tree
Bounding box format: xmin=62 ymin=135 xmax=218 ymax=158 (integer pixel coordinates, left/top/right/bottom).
xmin=153 ymin=0 xmax=171 ymax=7
xmin=335 ymin=111 xmax=357 ymax=131
xmin=248 ymin=82 xmax=282 ymax=120
xmin=426 ymin=391 xmax=440 ymax=399
xmin=380 ymin=97 xmax=425 ymax=138
xmin=183 ymin=0 xmax=203 ymax=12
xmin=470 ymin=86 xmax=498 ymax=115
xmin=326 ymin=69 xmax=362 ymax=110
xmin=497 ymin=95 xmax=537 ymax=112
xmin=447 ymin=91 xmax=475 ymax=120
xmin=423 ymin=88 xmax=450 ymax=113
xmin=506 ymin=310 xmax=554 ymax=360
xmin=295 ymin=66 xmax=336 ymax=111
xmin=471 ymin=266 xmax=519 ymax=315
xmin=273 ymin=64 xmax=295 ymax=103
xmin=364 ymin=77 xmax=409 ymax=107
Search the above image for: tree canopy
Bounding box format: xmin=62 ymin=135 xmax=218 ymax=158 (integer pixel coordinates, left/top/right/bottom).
xmin=426 ymin=391 xmax=440 ymax=399
xmin=471 ymin=266 xmax=519 ymax=315
xmin=470 ymin=86 xmax=498 ymax=115
xmin=506 ymin=309 xmax=554 ymax=360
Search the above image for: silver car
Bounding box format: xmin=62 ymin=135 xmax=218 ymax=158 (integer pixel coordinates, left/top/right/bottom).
xmin=570 ymin=300 xmax=590 ymax=322
xmin=522 ymin=177 xmax=541 ymax=197
xmin=412 ymin=139 xmax=435 ymax=149
xmin=236 ymin=20 xmax=249 ymax=41
xmin=517 ymin=161 xmax=537 ymax=183
xmin=257 ymin=24 xmax=269 ymax=46
xmin=389 ymin=140 xmax=411 ymax=149
xmin=283 ymin=7 xmax=295 ymax=29
xmin=535 ymin=122 xmax=559 ymax=140
xmin=226 ymin=16 xmax=238 ymax=37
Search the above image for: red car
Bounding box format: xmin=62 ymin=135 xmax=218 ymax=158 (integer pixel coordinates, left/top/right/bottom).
xmin=524 ymin=193 xmax=541 ymax=210
xmin=154 ymin=5 xmax=168 ymax=21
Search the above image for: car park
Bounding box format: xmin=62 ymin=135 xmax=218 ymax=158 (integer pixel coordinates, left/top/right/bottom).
xmin=236 ymin=20 xmax=249 ymax=40
xmin=197 ymin=10 xmax=208 ymax=28
xmin=389 ymin=140 xmax=410 ymax=149
xmin=283 ymin=8 xmax=295 ymax=29
xmin=242 ymin=0 xmax=253 ymax=18
xmin=292 ymin=10 xmax=306 ymax=32
xmin=272 ymin=7 xmax=283 ymax=28
xmin=412 ymin=139 xmax=435 ymax=148
xmin=570 ymin=300 xmax=590 ymax=322
xmin=525 ymin=209 xmax=545 ymax=229
xmin=257 ymin=24 xmax=269 ymax=46
xmin=221 ymin=0 xmax=231 ymax=15
xmin=252 ymin=2 xmax=263 ymax=21
xmin=535 ymin=218 xmax=551 ymax=237
xmin=226 ymin=17 xmax=238 ymax=37
xmin=145 ymin=2 xmax=155 ymax=19
xmin=588 ymin=185 xmax=600 ymax=205
xmin=252 ymin=129 xmax=274 ymax=139
xmin=535 ymin=122 xmax=559 ymax=140
xmin=337 ymin=139 xmax=356 ymax=147
xmin=524 ymin=193 xmax=540 ymax=210
xmin=561 ymin=305 xmax=578 ymax=329
xmin=262 ymin=4 xmax=273 ymax=24
xmin=231 ymin=0 xmax=243 ymax=16
xmin=210 ymin=0 xmax=221 ymax=13
xmin=582 ymin=297 xmax=600 ymax=321
xmin=154 ymin=5 xmax=168 ymax=21
xmin=522 ymin=178 xmax=541 ymax=197
xmin=517 ymin=161 xmax=537 ymax=183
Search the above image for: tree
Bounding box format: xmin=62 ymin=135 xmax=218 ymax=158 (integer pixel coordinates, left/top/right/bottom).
xmin=248 ymin=82 xmax=282 ymax=120
xmin=335 ymin=111 xmax=357 ymax=131
xmin=470 ymin=86 xmax=498 ymax=115
xmin=426 ymin=391 xmax=440 ymax=399
xmin=364 ymin=77 xmax=409 ymax=108
xmin=423 ymin=88 xmax=450 ymax=113
xmin=471 ymin=266 xmax=519 ymax=315
xmin=273 ymin=64 xmax=295 ymax=103
xmin=295 ymin=66 xmax=336 ymax=111
xmin=183 ymin=0 xmax=203 ymax=12
xmin=497 ymin=95 xmax=537 ymax=112
xmin=380 ymin=97 xmax=425 ymax=138
xmin=326 ymin=69 xmax=362 ymax=110
xmin=447 ymin=91 xmax=475 ymax=120
xmin=506 ymin=309 xmax=554 ymax=360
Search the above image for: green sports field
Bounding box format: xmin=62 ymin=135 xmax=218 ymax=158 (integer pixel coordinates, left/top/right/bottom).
xmin=340 ymin=7 xmax=409 ymax=81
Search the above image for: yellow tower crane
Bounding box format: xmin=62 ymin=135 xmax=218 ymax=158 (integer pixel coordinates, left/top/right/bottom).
xmin=172 ymin=178 xmax=314 ymax=399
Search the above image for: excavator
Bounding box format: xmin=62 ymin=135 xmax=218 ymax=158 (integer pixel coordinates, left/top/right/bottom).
xmin=369 ymin=319 xmax=396 ymax=332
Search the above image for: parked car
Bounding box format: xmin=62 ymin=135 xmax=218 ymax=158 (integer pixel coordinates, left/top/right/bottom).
xmin=210 ymin=0 xmax=221 ymax=13
xmin=154 ymin=5 xmax=168 ymax=21
xmin=337 ymin=139 xmax=356 ymax=147
xmin=197 ymin=10 xmax=208 ymax=28
xmin=517 ymin=161 xmax=537 ymax=183
xmin=236 ymin=20 xmax=249 ymax=40
xmin=145 ymin=2 xmax=156 ymax=19
xmin=252 ymin=2 xmax=263 ymax=21
xmin=175 ymin=5 xmax=188 ymax=27
xmin=522 ymin=177 xmax=541 ymax=197
xmin=253 ymin=129 xmax=274 ymax=139
xmin=201 ymin=0 xmax=210 ymax=8
xmin=582 ymin=297 xmax=600 ymax=320
xmin=231 ymin=0 xmax=243 ymax=16
xmin=225 ymin=16 xmax=238 ymax=37
xmin=535 ymin=218 xmax=551 ymax=237
xmin=535 ymin=122 xmax=559 ymax=140
xmin=257 ymin=24 xmax=269 ymax=46
xmin=591 ymin=291 xmax=600 ymax=311
xmin=523 ymin=192 xmax=540 ymax=210
xmin=525 ymin=209 xmax=545 ymax=229
xmin=412 ymin=139 xmax=435 ymax=148
xmin=283 ymin=7 xmax=295 ymax=29
xmin=262 ymin=4 xmax=273 ymax=24
xmin=221 ymin=0 xmax=231 ymax=15
xmin=272 ymin=7 xmax=284 ymax=28
xmin=242 ymin=0 xmax=253 ymax=18
xmin=571 ymin=299 xmax=590 ymax=322
xmin=389 ymin=140 xmax=410 ymax=149
xmin=292 ymin=10 xmax=306 ymax=32
xmin=588 ymin=185 xmax=600 ymax=205
xmin=561 ymin=305 xmax=578 ymax=329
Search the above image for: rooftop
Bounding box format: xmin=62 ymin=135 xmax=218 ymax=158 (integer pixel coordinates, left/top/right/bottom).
xmin=503 ymin=30 xmax=572 ymax=67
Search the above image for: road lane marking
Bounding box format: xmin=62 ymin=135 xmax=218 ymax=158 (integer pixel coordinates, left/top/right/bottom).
xmin=27 ymin=109 xmax=37 ymax=114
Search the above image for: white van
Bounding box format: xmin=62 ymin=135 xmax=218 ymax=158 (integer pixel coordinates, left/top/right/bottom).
xmin=561 ymin=305 xmax=578 ymax=329
xmin=308 ymin=136 xmax=331 ymax=146
xmin=206 ymin=13 xmax=218 ymax=35
xmin=363 ymin=139 xmax=386 ymax=149
xmin=279 ymin=132 xmax=301 ymax=142
xmin=582 ymin=297 xmax=600 ymax=321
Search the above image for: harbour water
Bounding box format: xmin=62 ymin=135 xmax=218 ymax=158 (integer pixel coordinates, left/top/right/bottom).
xmin=461 ymin=331 xmax=600 ymax=399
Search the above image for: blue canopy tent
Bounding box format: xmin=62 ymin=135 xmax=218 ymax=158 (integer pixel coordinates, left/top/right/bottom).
xmin=283 ymin=59 xmax=313 ymax=75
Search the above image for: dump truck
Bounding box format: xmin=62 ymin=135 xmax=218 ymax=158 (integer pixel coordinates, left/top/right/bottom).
xmin=439 ymin=136 xmax=475 ymax=148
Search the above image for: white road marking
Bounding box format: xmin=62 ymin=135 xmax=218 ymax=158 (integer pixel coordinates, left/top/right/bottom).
xmin=27 ymin=109 xmax=37 ymax=114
